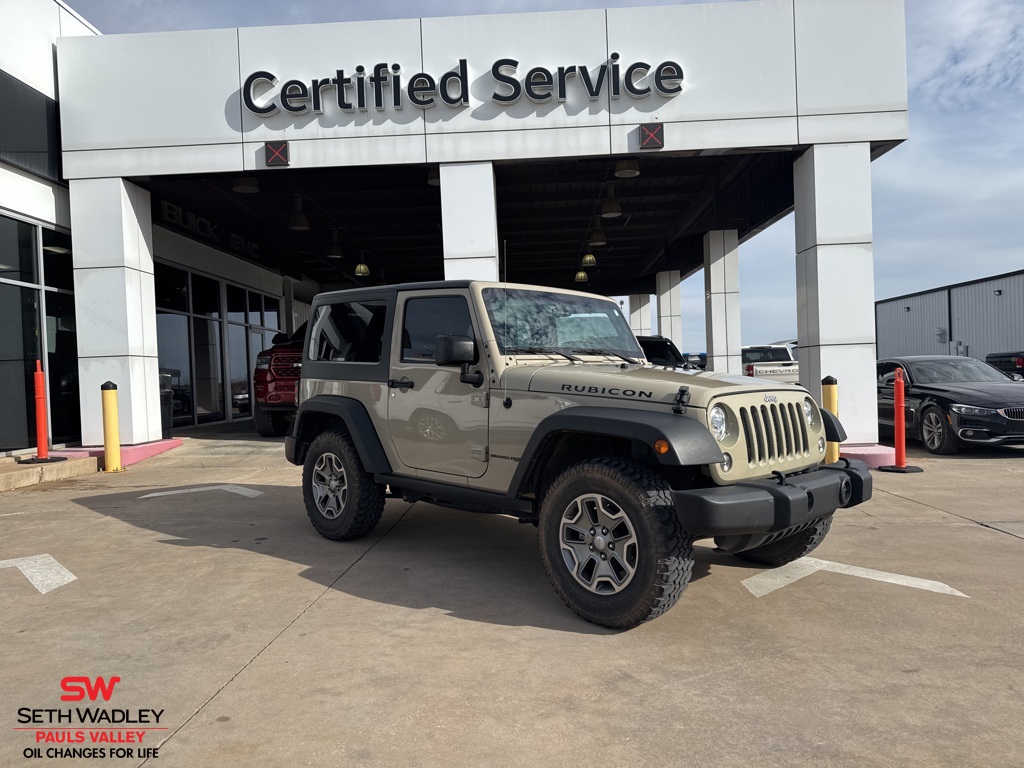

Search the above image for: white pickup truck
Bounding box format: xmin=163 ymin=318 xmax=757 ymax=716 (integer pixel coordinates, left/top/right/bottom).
xmin=742 ymin=345 xmax=800 ymax=384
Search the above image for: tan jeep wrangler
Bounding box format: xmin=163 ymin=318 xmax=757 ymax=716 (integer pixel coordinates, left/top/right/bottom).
xmin=285 ymin=281 xmax=871 ymax=629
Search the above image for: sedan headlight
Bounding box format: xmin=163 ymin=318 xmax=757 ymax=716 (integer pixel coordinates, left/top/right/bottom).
xmin=709 ymin=405 xmax=729 ymax=441
xmin=950 ymin=404 xmax=996 ymax=416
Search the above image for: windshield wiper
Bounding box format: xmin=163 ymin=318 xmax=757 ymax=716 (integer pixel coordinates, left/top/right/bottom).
xmin=572 ymin=348 xmax=640 ymax=365
xmin=507 ymin=347 xmax=583 ymax=362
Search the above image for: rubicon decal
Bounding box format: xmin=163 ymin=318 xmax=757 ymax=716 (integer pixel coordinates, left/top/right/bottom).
xmin=13 ymin=677 xmax=165 ymax=761
xmin=243 ymin=54 xmax=683 ymax=116
xmin=559 ymin=384 xmax=653 ymax=399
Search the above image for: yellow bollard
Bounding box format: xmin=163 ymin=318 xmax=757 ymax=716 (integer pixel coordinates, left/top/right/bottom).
xmin=821 ymin=375 xmax=839 ymax=464
xmin=101 ymin=381 xmax=123 ymax=472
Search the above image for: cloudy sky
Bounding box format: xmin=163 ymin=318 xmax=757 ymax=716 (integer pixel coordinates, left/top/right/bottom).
xmin=67 ymin=0 xmax=1024 ymax=350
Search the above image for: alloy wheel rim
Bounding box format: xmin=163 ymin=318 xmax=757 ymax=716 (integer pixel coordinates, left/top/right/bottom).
xmin=923 ymin=412 xmax=943 ymax=450
xmin=312 ymin=452 xmax=348 ymax=519
xmin=559 ymin=493 xmax=639 ymax=594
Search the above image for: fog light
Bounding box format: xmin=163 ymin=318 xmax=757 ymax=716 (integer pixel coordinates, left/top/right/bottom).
xmin=721 ymin=452 xmax=732 ymax=472
xmin=964 ymin=430 xmax=975 ymax=438
xmin=818 ymin=437 xmax=826 ymax=453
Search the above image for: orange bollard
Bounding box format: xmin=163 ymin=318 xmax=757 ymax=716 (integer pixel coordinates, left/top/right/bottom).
xmin=879 ymin=367 xmax=922 ymax=474
xmin=17 ymin=359 xmax=67 ymax=465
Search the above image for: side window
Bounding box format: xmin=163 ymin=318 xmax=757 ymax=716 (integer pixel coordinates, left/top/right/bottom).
xmin=308 ymin=300 xmax=387 ymax=363
xmin=877 ymin=362 xmax=897 ymax=385
xmin=401 ymin=296 xmax=473 ymax=363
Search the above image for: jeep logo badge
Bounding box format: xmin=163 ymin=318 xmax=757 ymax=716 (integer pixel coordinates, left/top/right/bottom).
xmin=764 ymin=394 xmax=778 ymax=403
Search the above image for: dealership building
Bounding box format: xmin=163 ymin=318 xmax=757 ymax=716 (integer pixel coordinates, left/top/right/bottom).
xmin=1 ymin=0 xmax=908 ymax=455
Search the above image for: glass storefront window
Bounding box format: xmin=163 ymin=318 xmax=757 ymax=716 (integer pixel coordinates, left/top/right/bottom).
xmin=227 ymin=284 xmax=246 ymax=323
xmin=155 ymin=263 xmax=189 ymax=312
xmin=45 ymin=292 xmax=80 ymax=444
xmin=228 ymin=323 xmax=250 ymax=417
xmin=264 ymin=296 xmax=280 ymax=331
xmin=42 ymin=230 xmax=74 ymax=291
xmin=0 ymin=283 xmax=40 ymax=450
xmin=191 ymin=274 xmax=221 ymax=318
xmin=157 ymin=312 xmax=193 ymax=428
xmin=0 ymin=215 xmax=38 ymax=284
xmin=248 ymin=291 xmax=262 ymax=326
xmin=192 ymin=317 xmax=224 ymax=423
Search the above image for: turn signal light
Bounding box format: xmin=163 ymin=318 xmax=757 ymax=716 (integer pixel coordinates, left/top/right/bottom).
xmin=654 ymin=439 xmax=670 ymax=455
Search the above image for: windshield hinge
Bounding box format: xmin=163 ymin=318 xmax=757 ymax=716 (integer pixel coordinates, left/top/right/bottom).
xmin=672 ymin=386 xmax=690 ymax=415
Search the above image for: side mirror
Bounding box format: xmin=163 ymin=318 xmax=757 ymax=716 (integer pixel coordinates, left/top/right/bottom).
xmin=880 ymin=372 xmax=896 ymax=387
xmin=271 ymin=332 xmax=289 ymax=344
xmin=1011 ymin=373 xmax=1024 ymax=382
xmin=435 ymin=335 xmax=476 ymax=366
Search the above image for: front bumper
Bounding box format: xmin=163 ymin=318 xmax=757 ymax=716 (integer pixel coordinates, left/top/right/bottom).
xmin=671 ymin=459 xmax=872 ymax=537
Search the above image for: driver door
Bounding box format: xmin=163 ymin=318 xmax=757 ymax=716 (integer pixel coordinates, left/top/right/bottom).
xmin=386 ymin=291 xmax=489 ymax=478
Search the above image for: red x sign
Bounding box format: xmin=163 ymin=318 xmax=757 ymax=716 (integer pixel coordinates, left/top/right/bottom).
xmin=639 ymin=123 xmax=664 ymax=150
xmin=265 ymin=141 xmax=289 ymax=167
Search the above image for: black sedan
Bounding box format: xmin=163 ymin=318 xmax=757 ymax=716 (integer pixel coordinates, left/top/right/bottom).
xmin=877 ymin=356 xmax=1024 ymax=454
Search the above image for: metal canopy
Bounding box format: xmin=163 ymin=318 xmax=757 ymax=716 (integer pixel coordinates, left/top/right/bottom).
xmin=136 ymin=149 xmax=799 ymax=295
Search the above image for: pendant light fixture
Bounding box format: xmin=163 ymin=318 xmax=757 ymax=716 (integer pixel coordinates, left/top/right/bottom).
xmin=327 ymin=228 xmax=343 ymax=259
xmin=355 ymin=252 xmax=370 ymax=276
xmin=614 ymin=158 xmax=640 ymax=178
xmin=587 ymin=221 xmax=607 ymax=247
xmin=581 ymin=252 xmax=597 ymax=268
xmin=288 ymin=195 xmax=309 ymax=230
xmin=601 ymin=184 xmax=622 ymax=218
xmin=574 ymin=270 xmax=588 ymax=283
xmin=427 ymin=166 xmax=441 ymax=186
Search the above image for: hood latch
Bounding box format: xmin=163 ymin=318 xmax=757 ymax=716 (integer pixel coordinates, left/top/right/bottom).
xmin=672 ymin=386 xmax=690 ymax=415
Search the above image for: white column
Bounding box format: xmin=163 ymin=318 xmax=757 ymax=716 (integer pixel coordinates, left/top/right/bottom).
xmin=628 ymin=294 xmax=652 ymax=336
xmin=70 ymin=178 xmax=161 ymax=446
xmin=704 ymin=229 xmax=742 ymax=374
xmin=440 ymin=162 xmax=499 ymax=281
xmin=794 ymin=143 xmax=878 ymax=444
xmin=655 ymin=271 xmax=682 ymax=348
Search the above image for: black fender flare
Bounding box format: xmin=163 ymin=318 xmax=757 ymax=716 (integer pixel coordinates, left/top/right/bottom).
xmin=289 ymin=395 xmax=392 ymax=473
xmin=508 ymin=406 xmax=724 ymax=499
xmin=821 ymin=409 xmax=848 ymax=443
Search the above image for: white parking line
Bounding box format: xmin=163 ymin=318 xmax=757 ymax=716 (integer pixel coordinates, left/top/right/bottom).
xmin=742 ymin=557 xmax=968 ymax=598
xmin=0 ymin=554 xmax=77 ymax=594
xmin=139 ymin=484 xmax=264 ymax=499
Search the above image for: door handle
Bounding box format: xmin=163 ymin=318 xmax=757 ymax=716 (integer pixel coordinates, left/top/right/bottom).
xmin=388 ymin=378 xmax=414 ymax=390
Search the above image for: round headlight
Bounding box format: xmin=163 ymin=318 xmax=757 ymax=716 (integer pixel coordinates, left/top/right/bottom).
xmin=709 ymin=405 xmax=728 ymax=441
xmin=802 ymin=397 xmax=815 ymax=424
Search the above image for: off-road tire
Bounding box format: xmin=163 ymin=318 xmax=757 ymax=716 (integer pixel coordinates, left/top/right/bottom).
xmin=920 ymin=405 xmax=959 ymax=455
xmin=302 ymin=429 xmax=385 ymax=541
xmin=538 ymin=458 xmax=694 ymax=629
xmin=733 ymin=515 xmax=833 ymax=567
xmin=254 ymin=404 xmax=290 ymax=437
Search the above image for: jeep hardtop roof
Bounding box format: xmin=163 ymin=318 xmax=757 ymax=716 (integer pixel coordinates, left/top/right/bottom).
xmin=311 ymin=280 xmax=613 ymax=304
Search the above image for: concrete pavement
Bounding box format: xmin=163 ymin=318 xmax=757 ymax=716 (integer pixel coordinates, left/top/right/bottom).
xmin=2 ymin=424 xmax=1022 ymax=767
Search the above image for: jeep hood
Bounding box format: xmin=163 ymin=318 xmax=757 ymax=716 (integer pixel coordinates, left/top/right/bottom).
xmin=513 ymin=363 xmax=805 ymax=409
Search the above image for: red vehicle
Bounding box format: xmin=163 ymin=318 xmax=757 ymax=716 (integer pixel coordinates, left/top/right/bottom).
xmin=253 ymin=323 xmax=305 ymax=437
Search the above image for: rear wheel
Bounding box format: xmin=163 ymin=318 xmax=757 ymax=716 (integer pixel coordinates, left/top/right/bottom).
xmin=302 ymin=429 xmax=385 ymax=540
xmin=731 ymin=515 xmax=833 ymax=567
xmin=539 ymin=458 xmax=694 ymax=629
xmin=254 ymin=404 xmax=290 ymax=437
xmin=921 ymin=406 xmax=959 ymax=454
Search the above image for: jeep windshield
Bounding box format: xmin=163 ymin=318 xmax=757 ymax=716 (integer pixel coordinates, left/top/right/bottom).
xmin=482 ymin=288 xmax=643 ymax=360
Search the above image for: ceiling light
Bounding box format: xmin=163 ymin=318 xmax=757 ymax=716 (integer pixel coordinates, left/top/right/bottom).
xmin=581 ymin=253 xmax=596 ymax=267
xmin=601 ymin=184 xmax=622 ymax=218
xmin=574 ymin=270 xmax=588 ymax=283
xmin=614 ymin=158 xmax=640 ymax=178
xmin=587 ymin=222 xmax=606 ymax=247
xmin=42 ymin=245 xmax=71 ymax=254
xmin=427 ymin=167 xmax=441 ymax=187
xmin=355 ymin=261 xmax=370 ymax=277
xmin=232 ymin=176 xmax=259 ymax=193
xmin=327 ymin=228 xmax=343 ymax=259
xmin=289 ymin=195 xmax=309 ymax=231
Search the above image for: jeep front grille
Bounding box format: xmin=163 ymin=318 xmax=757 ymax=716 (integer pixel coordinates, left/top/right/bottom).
xmin=738 ymin=402 xmax=809 ymax=466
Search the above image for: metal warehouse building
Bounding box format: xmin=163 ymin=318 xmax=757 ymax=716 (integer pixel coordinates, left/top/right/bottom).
xmin=876 ymin=269 xmax=1024 ymax=360
xmin=2 ymin=0 xmax=910 ymax=456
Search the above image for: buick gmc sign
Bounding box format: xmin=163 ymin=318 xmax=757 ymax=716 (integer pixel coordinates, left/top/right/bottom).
xmin=242 ymin=54 xmax=683 ymax=116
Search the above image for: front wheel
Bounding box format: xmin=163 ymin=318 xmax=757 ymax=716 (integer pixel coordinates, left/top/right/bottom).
xmin=302 ymin=429 xmax=385 ymax=540
xmin=920 ymin=406 xmax=959 ymax=454
xmin=539 ymin=458 xmax=694 ymax=629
